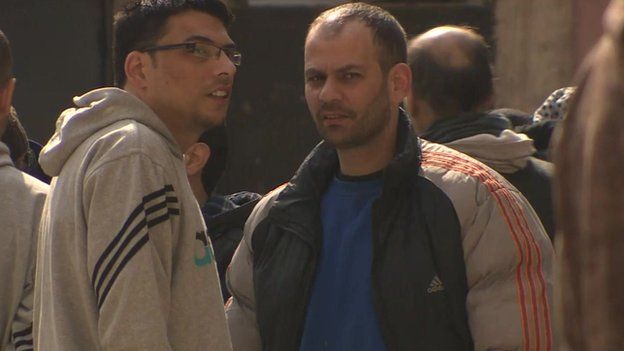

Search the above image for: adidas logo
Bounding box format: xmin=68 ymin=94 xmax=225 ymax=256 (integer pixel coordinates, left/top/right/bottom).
xmin=427 ymin=275 xmax=445 ymax=294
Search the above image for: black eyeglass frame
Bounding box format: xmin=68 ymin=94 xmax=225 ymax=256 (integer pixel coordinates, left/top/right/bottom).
xmin=140 ymin=42 xmax=242 ymax=66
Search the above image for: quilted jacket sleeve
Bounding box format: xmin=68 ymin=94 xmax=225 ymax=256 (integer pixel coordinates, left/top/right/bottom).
xmin=421 ymin=144 xmax=554 ymax=351
xmin=225 ymin=191 xmax=280 ymax=351
xmin=463 ymin=185 xmax=553 ymax=351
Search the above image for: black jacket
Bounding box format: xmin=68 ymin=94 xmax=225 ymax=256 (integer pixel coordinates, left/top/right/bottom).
xmin=202 ymin=192 xmax=261 ymax=301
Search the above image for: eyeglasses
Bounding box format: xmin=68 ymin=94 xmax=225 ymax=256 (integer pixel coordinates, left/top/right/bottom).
xmin=141 ymin=41 xmax=242 ymax=66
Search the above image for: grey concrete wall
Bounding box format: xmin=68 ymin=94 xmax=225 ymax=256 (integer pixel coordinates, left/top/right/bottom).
xmin=493 ymin=0 xmax=575 ymax=114
xmin=573 ymin=0 xmax=610 ymax=67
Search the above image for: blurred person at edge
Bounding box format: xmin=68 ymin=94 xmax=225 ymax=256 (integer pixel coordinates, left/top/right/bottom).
xmin=555 ymin=0 xmax=624 ymax=349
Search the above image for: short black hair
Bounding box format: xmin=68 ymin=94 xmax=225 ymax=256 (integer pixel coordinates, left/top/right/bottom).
xmin=408 ymin=26 xmax=493 ymax=118
xmin=198 ymin=125 xmax=228 ymax=195
xmin=309 ymin=2 xmax=407 ymax=73
xmin=113 ymin=0 xmax=233 ymax=87
xmin=0 ymin=30 xmax=12 ymax=85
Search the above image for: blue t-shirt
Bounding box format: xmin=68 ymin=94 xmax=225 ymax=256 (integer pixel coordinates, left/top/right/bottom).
xmin=299 ymin=174 xmax=387 ymax=351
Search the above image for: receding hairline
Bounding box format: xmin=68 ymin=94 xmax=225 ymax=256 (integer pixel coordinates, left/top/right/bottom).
xmin=305 ymin=17 xmax=392 ymax=75
xmin=408 ymin=26 xmax=488 ymax=69
xmin=306 ymin=18 xmax=380 ymax=51
xmin=307 ymin=15 xmax=369 ymax=42
xmin=413 ymin=25 xmax=484 ymax=43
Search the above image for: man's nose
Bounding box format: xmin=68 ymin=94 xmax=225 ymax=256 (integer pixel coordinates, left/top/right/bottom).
xmin=318 ymin=77 xmax=341 ymax=103
xmin=216 ymin=51 xmax=237 ymax=77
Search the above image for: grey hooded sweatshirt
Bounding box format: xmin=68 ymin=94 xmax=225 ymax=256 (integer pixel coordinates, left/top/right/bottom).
xmin=34 ymin=88 xmax=232 ymax=351
xmin=0 ymin=142 xmax=48 ymax=351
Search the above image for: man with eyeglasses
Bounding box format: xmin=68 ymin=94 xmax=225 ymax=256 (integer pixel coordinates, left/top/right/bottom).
xmin=34 ymin=1 xmax=237 ymax=350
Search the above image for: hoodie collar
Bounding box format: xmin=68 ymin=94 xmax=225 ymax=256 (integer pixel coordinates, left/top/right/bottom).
xmin=421 ymin=111 xmax=512 ymax=143
xmin=445 ymin=130 xmax=536 ymax=173
xmin=40 ymin=88 xmax=180 ymax=176
xmin=420 ymin=111 xmax=537 ymax=173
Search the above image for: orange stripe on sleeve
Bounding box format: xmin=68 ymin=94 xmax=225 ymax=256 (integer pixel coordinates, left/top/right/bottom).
xmin=421 ymin=150 xmax=551 ymax=351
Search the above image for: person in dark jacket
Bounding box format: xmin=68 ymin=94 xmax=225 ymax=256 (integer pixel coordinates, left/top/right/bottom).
xmin=490 ymin=107 xmax=558 ymax=161
xmin=184 ymin=125 xmax=261 ymax=301
xmin=225 ymin=4 xmax=553 ymax=351
xmin=513 ymin=87 xmax=576 ymax=162
xmin=406 ymin=25 xmax=555 ymax=239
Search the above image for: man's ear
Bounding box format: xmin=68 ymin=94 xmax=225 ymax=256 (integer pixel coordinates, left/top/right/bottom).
xmin=124 ymin=51 xmax=149 ymax=91
xmin=0 ymin=78 xmax=16 ymax=116
xmin=184 ymin=142 xmax=211 ymax=177
xmin=387 ymin=63 xmax=412 ymax=106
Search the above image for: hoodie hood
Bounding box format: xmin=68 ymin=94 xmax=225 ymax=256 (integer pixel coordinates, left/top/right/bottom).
xmin=421 ymin=112 xmax=512 ymax=143
xmin=446 ymin=129 xmax=536 ymax=173
xmin=0 ymin=142 xmax=14 ymax=168
xmin=40 ymin=88 xmax=180 ymax=176
xmin=422 ymin=112 xmax=536 ymax=173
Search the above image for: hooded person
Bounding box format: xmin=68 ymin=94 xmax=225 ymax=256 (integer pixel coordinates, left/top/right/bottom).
xmin=406 ymin=25 xmax=555 ymax=239
xmin=34 ymin=1 xmax=239 ymax=350
xmin=0 ymin=29 xmax=49 ymax=351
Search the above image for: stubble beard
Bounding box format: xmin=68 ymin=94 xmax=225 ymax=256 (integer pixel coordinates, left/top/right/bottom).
xmin=196 ymin=100 xmax=230 ymax=132
xmin=198 ymin=112 xmax=226 ymax=131
xmin=317 ymin=84 xmax=392 ymax=150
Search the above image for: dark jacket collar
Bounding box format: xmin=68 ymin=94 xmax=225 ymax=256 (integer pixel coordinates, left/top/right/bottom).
xmin=270 ymin=109 xmax=421 ymax=225
xmin=202 ymin=192 xmax=262 ymax=235
xmin=421 ymin=111 xmax=512 ymax=144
